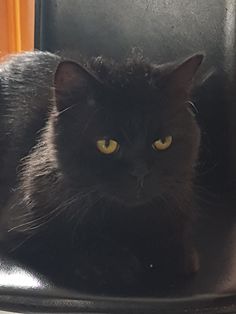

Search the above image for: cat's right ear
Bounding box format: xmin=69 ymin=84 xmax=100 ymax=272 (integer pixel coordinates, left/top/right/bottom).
xmin=54 ymin=61 xmax=99 ymax=111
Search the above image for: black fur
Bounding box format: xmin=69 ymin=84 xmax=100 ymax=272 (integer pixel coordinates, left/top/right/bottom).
xmin=0 ymin=51 xmax=203 ymax=294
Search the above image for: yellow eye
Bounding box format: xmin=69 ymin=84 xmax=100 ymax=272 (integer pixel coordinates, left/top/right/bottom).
xmin=152 ymin=136 xmax=173 ymax=151
xmin=96 ymin=139 xmax=119 ymax=154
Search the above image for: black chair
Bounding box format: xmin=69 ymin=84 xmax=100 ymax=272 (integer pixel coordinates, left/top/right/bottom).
xmin=1 ymin=0 xmax=236 ymax=312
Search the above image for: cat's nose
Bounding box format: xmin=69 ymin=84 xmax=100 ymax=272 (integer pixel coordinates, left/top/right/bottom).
xmin=130 ymin=163 xmax=150 ymax=180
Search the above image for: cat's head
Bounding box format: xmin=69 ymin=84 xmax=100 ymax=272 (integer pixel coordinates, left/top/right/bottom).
xmin=53 ymin=53 xmax=204 ymax=207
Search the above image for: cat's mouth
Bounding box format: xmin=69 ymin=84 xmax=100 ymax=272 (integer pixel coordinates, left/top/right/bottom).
xmin=104 ymin=187 xmax=154 ymax=208
xmin=119 ymin=196 xmax=153 ymax=208
xmin=97 ymin=176 xmax=160 ymax=207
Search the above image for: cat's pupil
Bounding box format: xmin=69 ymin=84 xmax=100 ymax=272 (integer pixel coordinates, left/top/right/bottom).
xmin=105 ymin=139 xmax=110 ymax=147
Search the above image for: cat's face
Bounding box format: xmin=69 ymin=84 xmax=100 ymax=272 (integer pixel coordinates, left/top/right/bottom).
xmin=54 ymin=54 xmax=203 ymax=207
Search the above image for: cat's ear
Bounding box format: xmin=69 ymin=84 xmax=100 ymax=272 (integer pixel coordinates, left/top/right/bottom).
xmin=168 ymin=53 xmax=204 ymax=93
xmin=54 ymin=60 xmax=99 ymax=111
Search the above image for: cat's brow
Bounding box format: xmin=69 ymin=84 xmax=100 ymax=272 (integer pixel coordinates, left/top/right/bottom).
xmin=82 ymin=107 xmax=102 ymax=135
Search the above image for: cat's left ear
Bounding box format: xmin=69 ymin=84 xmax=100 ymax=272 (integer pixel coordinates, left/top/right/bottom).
xmin=169 ymin=53 xmax=204 ymax=92
xmin=54 ymin=60 xmax=100 ymax=111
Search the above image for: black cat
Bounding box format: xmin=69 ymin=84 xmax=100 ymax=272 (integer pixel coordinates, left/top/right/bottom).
xmin=0 ymin=51 xmax=204 ymax=294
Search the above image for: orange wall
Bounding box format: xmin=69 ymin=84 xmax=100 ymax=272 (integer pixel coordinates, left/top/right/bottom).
xmin=0 ymin=0 xmax=35 ymax=59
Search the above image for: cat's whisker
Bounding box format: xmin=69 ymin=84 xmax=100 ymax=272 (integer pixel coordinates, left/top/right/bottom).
xmin=8 ymin=188 xmax=97 ymax=233
xmin=8 ymin=234 xmax=35 ymax=253
xmin=70 ymin=191 xmax=104 ymax=245
xmin=57 ymin=104 xmax=77 ymax=116
xmin=195 ymin=161 xmax=219 ymax=177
